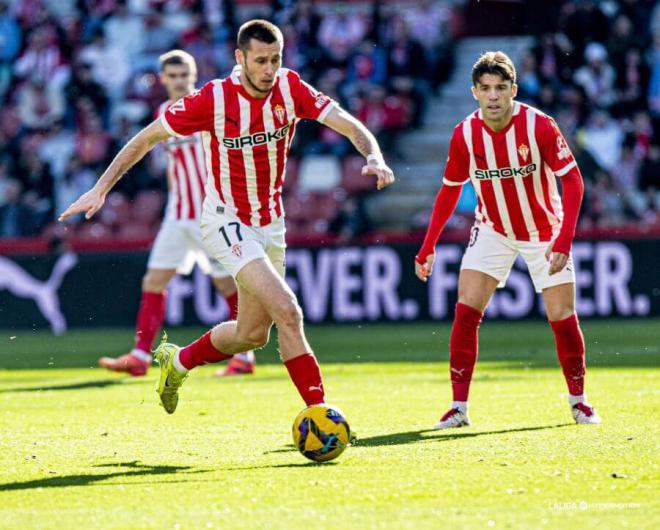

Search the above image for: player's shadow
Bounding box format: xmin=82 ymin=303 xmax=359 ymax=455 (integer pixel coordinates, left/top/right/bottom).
xmin=224 ymin=461 xmax=340 ymax=471
xmin=262 ymin=423 xmax=572 ymax=456
xmin=354 ymin=423 xmax=573 ymax=448
xmin=0 ymin=379 xmax=138 ymax=393
xmin=0 ymin=461 xmax=210 ymax=491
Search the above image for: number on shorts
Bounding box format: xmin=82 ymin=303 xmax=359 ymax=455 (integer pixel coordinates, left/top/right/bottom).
xmin=218 ymin=222 xmax=243 ymax=247
xmin=468 ymin=226 xmax=479 ymax=248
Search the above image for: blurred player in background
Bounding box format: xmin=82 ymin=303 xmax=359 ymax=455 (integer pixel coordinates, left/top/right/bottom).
xmin=98 ymin=50 xmax=255 ymax=378
xmin=60 ymin=20 xmax=394 ymax=414
xmin=416 ymin=51 xmax=601 ymax=428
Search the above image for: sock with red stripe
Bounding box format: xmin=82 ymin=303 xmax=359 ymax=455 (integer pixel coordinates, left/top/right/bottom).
xmin=175 ymin=331 xmax=233 ymax=372
xmin=449 ymin=302 xmax=484 ymax=402
xmin=549 ymin=314 xmax=586 ymax=397
xmin=134 ymin=291 xmax=167 ymax=355
xmin=284 ymin=353 xmax=325 ymax=406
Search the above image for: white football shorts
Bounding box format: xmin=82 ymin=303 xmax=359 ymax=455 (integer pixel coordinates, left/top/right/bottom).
xmin=147 ymin=218 xmax=230 ymax=278
xmin=460 ymin=221 xmax=575 ymax=293
xmin=200 ymin=200 xmax=286 ymax=279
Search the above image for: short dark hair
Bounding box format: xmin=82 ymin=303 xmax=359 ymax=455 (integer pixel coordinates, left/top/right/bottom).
xmin=159 ymin=49 xmax=197 ymax=76
xmin=472 ymin=51 xmax=516 ymax=86
xmin=237 ymin=19 xmax=283 ymax=52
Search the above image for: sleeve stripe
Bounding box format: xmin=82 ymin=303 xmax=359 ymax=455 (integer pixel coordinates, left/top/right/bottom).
xmin=316 ymin=101 xmax=338 ymax=123
xmin=555 ymin=160 xmax=577 ymax=177
xmin=160 ymin=114 xmax=184 ymax=138
xmin=443 ymin=177 xmax=468 ymax=186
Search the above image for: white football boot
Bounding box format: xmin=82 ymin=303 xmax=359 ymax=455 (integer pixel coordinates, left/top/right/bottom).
xmin=572 ymin=402 xmax=602 ymax=424
xmin=433 ymin=408 xmax=470 ymax=430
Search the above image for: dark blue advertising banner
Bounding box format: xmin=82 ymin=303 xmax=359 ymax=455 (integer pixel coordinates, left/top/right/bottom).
xmin=1 ymin=240 xmax=658 ymax=332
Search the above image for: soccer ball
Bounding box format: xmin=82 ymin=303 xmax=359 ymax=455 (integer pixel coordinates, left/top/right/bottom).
xmin=292 ymin=404 xmax=351 ymax=462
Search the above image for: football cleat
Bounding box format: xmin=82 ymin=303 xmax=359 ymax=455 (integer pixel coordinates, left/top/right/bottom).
xmin=153 ymin=334 xmax=188 ymax=414
xmin=572 ymin=403 xmax=602 ymax=424
xmin=433 ymin=408 xmax=471 ymax=430
xmin=98 ymin=353 xmax=149 ymax=376
xmin=215 ymin=353 xmax=255 ymax=377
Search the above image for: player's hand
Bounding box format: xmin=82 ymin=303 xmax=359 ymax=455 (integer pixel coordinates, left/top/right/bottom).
xmin=362 ymin=162 xmax=395 ymax=190
xmin=415 ymin=253 xmax=435 ymax=282
xmin=59 ymin=188 xmax=106 ymax=221
xmin=545 ymin=243 xmax=569 ymax=275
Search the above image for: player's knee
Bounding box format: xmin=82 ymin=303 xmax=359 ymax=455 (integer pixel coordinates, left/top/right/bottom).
xmin=142 ymin=271 xmax=167 ymax=293
xmin=245 ymin=327 xmax=270 ymax=349
xmin=274 ymin=298 xmax=303 ymax=328
xmin=547 ymin=304 xmax=575 ymax=322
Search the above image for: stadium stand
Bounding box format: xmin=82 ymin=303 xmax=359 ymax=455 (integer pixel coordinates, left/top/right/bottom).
xmin=0 ymin=0 xmax=657 ymax=247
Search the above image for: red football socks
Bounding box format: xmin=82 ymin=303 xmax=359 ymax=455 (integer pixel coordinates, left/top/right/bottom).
xmin=284 ymin=353 xmax=325 ymax=405
xmin=178 ymin=331 xmax=232 ymax=370
xmin=549 ymin=314 xmax=586 ymax=396
xmin=449 ymin=303 xmax=484 ymax=402
xmin=134 ymin=291 xmax=167 ymax=353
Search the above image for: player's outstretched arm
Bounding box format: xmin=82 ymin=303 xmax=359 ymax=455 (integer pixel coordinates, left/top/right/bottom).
xmin=414 ymin=184 xmax=462 ymax=282
xmin=322 ymin=107 xmax=395 ymax=190
xmin=59 ymin=119 xmax=171 ymax=221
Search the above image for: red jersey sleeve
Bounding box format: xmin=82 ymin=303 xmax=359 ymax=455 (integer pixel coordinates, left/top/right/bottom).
xmin=288 ymin=70 xmax=337 ymax=122
xmin=538 ymin=116 xmax=578 ymax=177
xmin=443 ymin=124 xmax=470 ymax=186
xmin=160 ymin=81 xmax=215 ymax=137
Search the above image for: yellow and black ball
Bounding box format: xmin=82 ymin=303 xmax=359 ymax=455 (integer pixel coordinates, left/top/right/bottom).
xmin=292 ymin=404 xmax=351 ymax=462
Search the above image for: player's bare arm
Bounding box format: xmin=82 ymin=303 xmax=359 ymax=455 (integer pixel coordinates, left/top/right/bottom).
xmin=323 ymin=106 xmax=395 ymax=190
xmin=59 ymin=119 xmax=171 ymax=221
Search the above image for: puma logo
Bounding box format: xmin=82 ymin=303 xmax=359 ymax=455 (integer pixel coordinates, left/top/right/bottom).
xmin=450 ymin=367 xmax=465 ymax=376
xmin=0 ymin=252 xmax=78 ymax=335
xmin=226 ymin=117 xmax=238 ymax=126
xmin=308 ymin=385 xmax=323 ymax=392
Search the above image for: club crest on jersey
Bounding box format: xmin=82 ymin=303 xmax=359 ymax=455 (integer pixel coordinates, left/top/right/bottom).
xmin=274 ymin=104 xmax=286 ymax=123
xmin=222 ymin=123 xmax=291 ymax=149
xmin=231 ymin=244 xmax=242 ymax=258
xmin=517 ymin=143 xmax=529 ymax=162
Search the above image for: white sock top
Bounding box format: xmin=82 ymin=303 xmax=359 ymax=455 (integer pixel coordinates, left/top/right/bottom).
xmin=131 ymin=349 xmax=152 ymax=363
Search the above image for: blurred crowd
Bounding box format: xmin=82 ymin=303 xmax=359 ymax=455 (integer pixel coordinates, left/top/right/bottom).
xmin=0 ymin=0 xmax=457 ymax=240
xmin=517 ymin=0 xmax=660 ymax=231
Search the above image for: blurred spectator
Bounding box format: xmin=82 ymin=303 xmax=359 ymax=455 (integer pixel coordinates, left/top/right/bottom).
xmin=13 ymin=25 xmax=69 ymax=90
xmin=329 ymin=196 xmax=371 ymax=242
xmin=579 ymin=110 xmax=624 ymax=172
xmin=0 ymin=180 xmax=34 ymax=237
xmin=104 ymin=1 xmax=146 ymax=58
xmin=573 ymin=43 xmax=616 ymax=108
xmin=516 ymin=52 xmax=541 ymax=102
xmin=318 ymin=4 xmax=366 ymax=67
xmin=0 ymin=0 xmax=21 ymax=100
xmin=613 ymin=48 xmax=650 ymax=117
xmin=16 ymin=77 xmax=65 ymax=130
xmin=649 ymin=31 xmax=660 ymax=118
xmin=38 ymin=121 xmax=76 ymax=180
xmin=79 ymin=31 xmax=130 ymax=100
xmin=639 ymin=144 xmax=660 ymax=192
xmin=64 ymin=61 xmax=110 ymax=126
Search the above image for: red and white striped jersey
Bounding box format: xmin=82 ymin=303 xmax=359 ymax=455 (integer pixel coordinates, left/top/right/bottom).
xmin=444 ymin=101 xmax=580 ymax=242
xmin=160 ymin=65 xmax=337 ymax=227
xmin=156 ymin=101 xmax=207 ymax=221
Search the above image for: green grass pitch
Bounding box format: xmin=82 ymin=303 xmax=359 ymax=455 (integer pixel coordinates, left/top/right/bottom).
xmin=1 ymin=320 xmax=658 ymax=529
